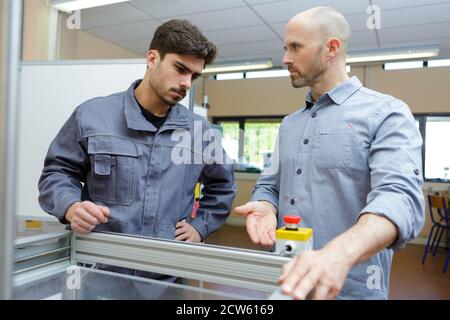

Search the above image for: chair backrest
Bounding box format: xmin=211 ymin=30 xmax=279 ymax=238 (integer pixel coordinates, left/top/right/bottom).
xmin=427 ymin=194 xmax=449 ymax=225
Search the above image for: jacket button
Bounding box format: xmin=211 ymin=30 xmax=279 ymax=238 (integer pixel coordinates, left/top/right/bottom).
xmin=311 ymin=112 xmax=317 ymax=118
xmin=414 ymin=169 xmax=420 ymax=176
xmin=297 ymin=168 xmax=302 ymax=175
xmin=290 ymin=199 xmax=295 ymax=205
xmin=303 ymin=139 xmax=309 ymax=145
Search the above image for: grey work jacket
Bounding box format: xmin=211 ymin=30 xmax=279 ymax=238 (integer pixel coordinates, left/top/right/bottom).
xmin=38 ymin=80 xmax=236 ymax=243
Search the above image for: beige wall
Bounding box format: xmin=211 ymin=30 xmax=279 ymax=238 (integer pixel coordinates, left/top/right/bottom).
xmin=230 ymin=178 xmax=256 ymax=219
xmin=22 ymin=0 xmax=50 ymax=60
xmin=208 ymin=65 xmax=450 ymax=239
xmin=205 ymin=65 xmax=450 ymax=117
xmin=206 ymin=67 xmax=366 ymax=117
xmin=206 ymin=75 xmax=308 ymax=117
xmin=22 ymin=0 xmax=141 ymax=61
xmin=372 ymin=66 xmax=450 ymax=113
xmin=59 ymin=25 xmax=142 ymax=60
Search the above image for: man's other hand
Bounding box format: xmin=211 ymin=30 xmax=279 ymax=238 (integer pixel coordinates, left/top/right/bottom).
xmin=175 ymin=220 xmax=202 ymax=242
xmin=235 ymin=201 xmax=277 ymax=247
xmin=65 ymin=201 xmax=110 ymax=234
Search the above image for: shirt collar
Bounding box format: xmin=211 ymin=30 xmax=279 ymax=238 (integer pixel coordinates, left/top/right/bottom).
xmin=302 ymin=76 xmax=363 ymax=112
xmin=124 ymin=79 xmax=189 ymax=132
xmin=305 ymin=92 xmax=315 ymax=110
xmin=326 ymin=76 xmax=363 ymax=105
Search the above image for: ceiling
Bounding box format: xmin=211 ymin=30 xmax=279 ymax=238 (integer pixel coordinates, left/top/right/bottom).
xmin=78 ymin=0 xmax=450 ymax=66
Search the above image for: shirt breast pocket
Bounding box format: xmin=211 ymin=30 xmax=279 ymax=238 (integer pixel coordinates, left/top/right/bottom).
xmin=313 ymin=127 xmax=352 ymax=169
xmin=87 ymin=136 xmax=142 ymax=206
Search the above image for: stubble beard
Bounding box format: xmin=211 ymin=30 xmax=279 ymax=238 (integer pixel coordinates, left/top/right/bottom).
xmin=291 ymin=55 xmax=327 ymax=89
xmin=149 ymin=67 xmax=179 ymax=107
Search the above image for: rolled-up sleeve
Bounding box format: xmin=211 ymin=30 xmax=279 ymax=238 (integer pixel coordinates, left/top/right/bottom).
xmin=359 ymin=99 xmax=425 ymax=250
xmin=38 ymin=109 xmax=88 ymax=224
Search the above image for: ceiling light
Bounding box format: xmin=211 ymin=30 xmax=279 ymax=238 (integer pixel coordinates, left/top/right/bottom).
xmin=428 ymin=59 xmax=450 ymax=68
xmin=203 ymin=59 xmax=273 ymax=75
xmin=384 ymin=61 xmax=424 ymax=70
xmin=346 ymin=46 xmax=439 ymax=64
xmin=246 ymin=69 xmax=289 ymax=79
xmin=216 ymin=73 xmax=245 ymax=81
xmin=245 ymin=66 xmax=351 ymax=79
xmin=51 ymin=0 xmax=131 ymax=12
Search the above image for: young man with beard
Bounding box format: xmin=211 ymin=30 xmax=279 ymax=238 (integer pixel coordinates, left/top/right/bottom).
xmin=39 ymin=20 xmax=236 ymax=283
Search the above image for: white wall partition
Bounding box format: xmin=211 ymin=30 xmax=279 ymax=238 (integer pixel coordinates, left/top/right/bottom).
xmin=17 ymin=60 xmax=191 ymax=220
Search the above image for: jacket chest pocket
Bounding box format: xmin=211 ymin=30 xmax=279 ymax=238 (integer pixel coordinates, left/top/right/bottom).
xmin=87 ymin=136 xmax=142 ymax=206
xmin=313 ymin=127 xmax=353 ymax=169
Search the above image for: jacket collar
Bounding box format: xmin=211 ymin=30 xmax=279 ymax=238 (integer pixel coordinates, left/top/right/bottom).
xmin=124 ymin=80 xmax=189 ymax=132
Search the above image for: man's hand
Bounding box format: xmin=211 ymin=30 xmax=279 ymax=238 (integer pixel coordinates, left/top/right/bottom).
xmin=235 ymin=201 xmax=278 ymax=247
xmin=65 ymin=201 xmax=110 ymax=234
xmin=278 ymin=214 xmax=398 ymax=300
xmin=278 ymin=244 xmax=352 ymax=300
xmin=175 ymin=220 xmax=202 ymax=242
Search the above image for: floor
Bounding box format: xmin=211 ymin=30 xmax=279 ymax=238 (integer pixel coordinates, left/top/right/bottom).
xmin=205 ymin=225 xmax=450 ymax=300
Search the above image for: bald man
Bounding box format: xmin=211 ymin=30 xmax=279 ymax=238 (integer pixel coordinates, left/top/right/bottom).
xmin=236 ymin=7 xmax=424 ymax=300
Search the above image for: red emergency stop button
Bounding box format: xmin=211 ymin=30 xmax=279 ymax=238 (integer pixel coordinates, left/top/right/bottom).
xmin=284 ymin=215 xmax=301 ymax=224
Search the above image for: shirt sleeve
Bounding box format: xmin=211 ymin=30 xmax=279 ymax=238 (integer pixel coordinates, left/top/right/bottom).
xmin=38 ymin=109 xmax=88 ymax=224
xmin=359 ymin=99 xmax=425 ymax=250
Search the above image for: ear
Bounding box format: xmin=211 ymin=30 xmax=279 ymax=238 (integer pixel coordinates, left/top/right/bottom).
xmin=146 ymin=50 xmax=160 ymax=70
xmin=326 ymin=38 xmax=341 ymax=60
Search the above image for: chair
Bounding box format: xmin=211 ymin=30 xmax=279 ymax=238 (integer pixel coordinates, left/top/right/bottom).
xmin=422 ymin=193 xmax=450 ymax=273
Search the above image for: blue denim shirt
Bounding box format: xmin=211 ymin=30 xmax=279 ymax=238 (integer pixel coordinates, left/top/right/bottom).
xmin=252 ymin=76 xmax=425 ymax=299
xmin=38 ymin=80 xmax=236 ymax=242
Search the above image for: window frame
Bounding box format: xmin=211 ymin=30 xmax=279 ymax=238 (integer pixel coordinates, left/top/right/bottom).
xmin=214 ymin=114 xmax=450 ymax=183
xmin=415 ymin=113 xmax=450 ymax=183
xmin=213 ymin=115 xmax=285 ymax=168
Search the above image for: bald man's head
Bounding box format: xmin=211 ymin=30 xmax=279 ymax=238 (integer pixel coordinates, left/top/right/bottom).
xmin=288 ymin=7 xmax=351 ymax=54
xmin=283 ymin=7 xmax=351 ymax=89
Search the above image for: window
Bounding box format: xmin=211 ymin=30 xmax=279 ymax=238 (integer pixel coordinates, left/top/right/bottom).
xmin=213 ymin=116 xmax=283 ymax=171
xmin=215 ymin=114 xmax=450 ymax=181
xmin=216 ymin=121 xmax=240 ymax=161
xmin=244 ymin=120 xmax=281 ymax=169
xmin=424 ymin=116 xmax=450 ymax=181
xmin=414 ymin=114 xmax=450 ymax=182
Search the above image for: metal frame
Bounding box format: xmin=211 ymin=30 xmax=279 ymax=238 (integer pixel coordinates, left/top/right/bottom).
xmin=1 ymin=0 xmax=23 ymax=300
xmin=13 ymin=231 xmax=290 ymax=296
xmin=13 ymin=231 xmax=71 ymax=287
xmin=71 ymin=232 xmax=290 ymax=293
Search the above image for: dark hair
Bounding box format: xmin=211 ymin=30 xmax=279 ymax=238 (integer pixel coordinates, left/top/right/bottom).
xmin=149 ymin=19 xmax=217 ymax=66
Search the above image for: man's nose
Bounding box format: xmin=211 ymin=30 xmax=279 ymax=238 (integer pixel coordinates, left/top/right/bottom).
xmin=282 ymin=52 xmax=292 ymax=65
xmin=180 ymin=76 xmax=192 ymax=90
